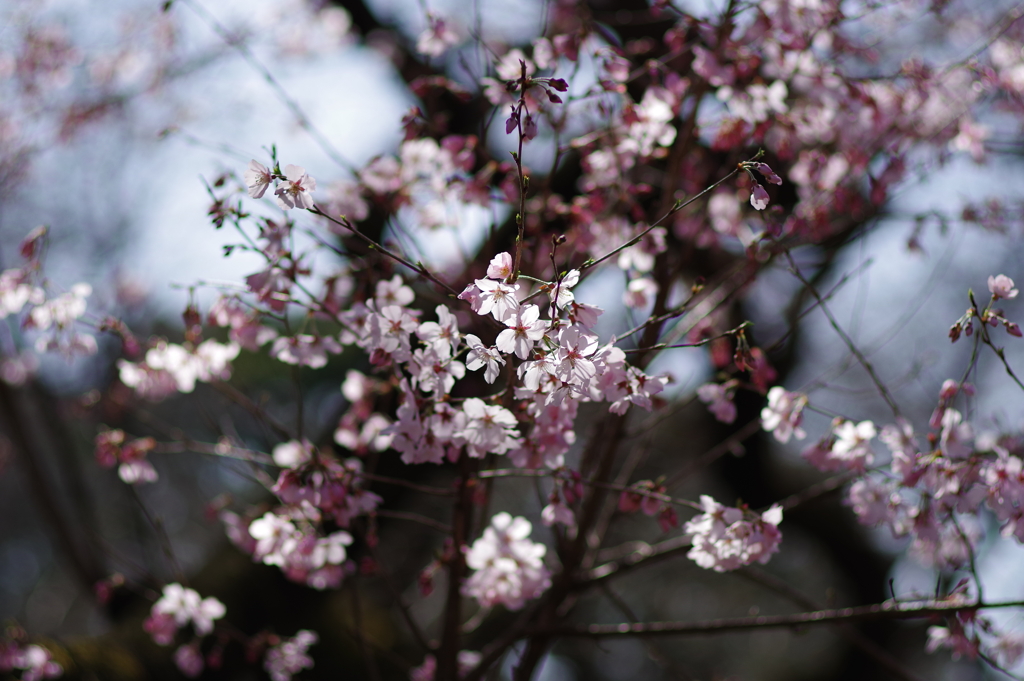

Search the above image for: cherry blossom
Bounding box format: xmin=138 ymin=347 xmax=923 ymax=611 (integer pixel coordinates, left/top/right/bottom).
xmin=0 ymin=269 xmax=44 ymax=318
xmin=496 ymin=304 xmax=546 ymax=360
xmin=464 ymin=334 xmax=505 ymax=384
xmin=274 ymin=164 xmax=316 ymax=210
xmin=416 ymin=15 xmax=460 ymax=58
xmin=474 ymin=278 xmax=520 ymax=322
xmin=410 ymin=650 xmax=481 ymax=681
xmin=0 ymin=643 xmax=62 ymax=681
xmin=988 ymin=274 xmax=1018 ymax=300
xmin=809 ymin=419 xmax=876 ymax=472
xmin=375 ymin=274 xmax=415 ymax=308
xmin=697 ymin=381 xmax=737 ymax=424
xmin=553 ymin=325 xmax=599 ymax=388
xmin=416 ymin=304 xmax=461 ymax=357
xmin=486 ymin=252 xmax=513 ymax=280
xmin=684 ymin=496 xmax=783 ymax=572
xmin=624 ymin=277 xmax=658 ymax=309
xmin=264 ymin=630 xmax=318 ymax=681
xmin=409 ymin=346 xmax=465 ymax=395
xmin=273 ymin=440 xmax=314 ymax=469
xmin=245 ymin=159 xmax=273 ymax=198
xmin=145 ymin=583 xmax=225 ymax=643
xmin=458 ymin=398 xmax=520 ymax=458
xmin=749 ymin=182 xmax=770 ymax=210
xmin=761 ymin=387 xmax=808 ymax=443
xmin=541 ymin=496 xmax=576 ymax=530
xmin=173 ymin=643 xmax=204 ymax=678
xmin=463 ymin=512 xmax=551 ymax=610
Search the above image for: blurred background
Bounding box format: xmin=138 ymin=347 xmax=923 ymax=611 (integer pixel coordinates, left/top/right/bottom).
xmin=2 ymin=0 xmax=1024 ymax=679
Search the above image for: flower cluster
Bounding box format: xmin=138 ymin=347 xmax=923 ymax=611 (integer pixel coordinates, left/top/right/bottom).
xmin=684 ymin=496 xmax=783 ymax=572
xmin=264 ymin=630 xmax=318 ymax=681
xmin=118 ymin=339 xmax=240 ymax=401
xmin=143 ymin=583 xmax=226 ymax=646
xmin=410 ymin=650 xmax=481 ymax=681
xmin=94 ymin=429 xmax=158 ymax=484
xmin=0 ymin=640 xmax=62 ymax=681
xmin=463 ymin=512 xmax=551 ymax=610
xmin=222 ymin=444 xmax=377 ymax=590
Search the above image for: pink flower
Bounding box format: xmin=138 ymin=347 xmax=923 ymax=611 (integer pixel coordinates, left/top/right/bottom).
xmin=623 ymin=277 xmax=658 ymax=309
xmin=988 ymin=274 xmax=1018 ymax=300
xmin=754 ymin=162 xmax=783 ymax=185
xmin=486 ymin=252 xmax=513 ymax=280
xmin=274 ymin=164 xmax=317 ymax=210
xmin=416 ymin=15 xmax=460 ymax=58
xmin=684 ymin=496 xmax=783 ymax=572
xmin=697 ymin=382 xmax=737 ymax=424
xmin=808 ymin=419 xmax=876 ymax=472
xmin=264 ymin=630 xmax=318 ymax=681
xmin=173 ymin=643 xmax=204 ymax=678
xmin=245 ymin=159 xmax=273 ymax=198
xmin=541 ymin=497 xmax=576 ymax=530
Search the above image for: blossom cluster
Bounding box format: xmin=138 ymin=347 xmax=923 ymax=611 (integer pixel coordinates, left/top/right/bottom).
xmin=94 ymin=429 xmax=158 ymax=484
xmin=117 ymin=338 xmax=240 ymax=401
xmin=264 ymin=630 xmax=318 ymax=681
xmin=222 ymin=444 xmax=378 ymax=590
xmin=683 ymin=495 xmax=783 ymax=572
xmin=463 ymin=512 xmax=551 ymax=610
xmin=143 ymin=583 xmax=226 ymax=645
xmin=0 ymin=640 xmax=62 ymax=681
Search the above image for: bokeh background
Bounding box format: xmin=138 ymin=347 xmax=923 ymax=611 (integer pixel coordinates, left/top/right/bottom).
xmin=2 ymin=0 xmax=1024 ymax=679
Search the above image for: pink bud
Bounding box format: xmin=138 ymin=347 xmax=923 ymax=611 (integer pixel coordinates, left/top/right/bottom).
xmin=657 ymin=507 xmax=678 ymax=532
xmin=754 ymin=162 xmax=783 ymax=185
xmin=750 ymin=183 xmax=770 ymax=210
xmin=618 ymin=490 xmax=641 ymax=513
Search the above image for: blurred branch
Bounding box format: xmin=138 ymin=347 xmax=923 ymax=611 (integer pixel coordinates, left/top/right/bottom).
xmin=532 ymin=598 xmax=1023 ymax=638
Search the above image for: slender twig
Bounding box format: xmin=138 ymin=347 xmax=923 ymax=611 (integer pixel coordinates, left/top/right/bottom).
xmin=474 ymin=468 xmax=701 ymax=510
xmin=579 ymin=167 xmax=740 ymax=275
xmin=310 ymin=210 xmax=460 ymax=297
xmin=178 ymin=0 xmax=354 ymax=170
xmin=784 ymin=251 xmax=903 ymax=419
xmin=365 ymin=540 xmax=433 ymax=652
xmin=532 ymin=598 xmax=1024 ymax=638
xmin=355 ymin=471 xmax=455 ymax=496
xmin=375 ymin=509 xmax=452 ymax=534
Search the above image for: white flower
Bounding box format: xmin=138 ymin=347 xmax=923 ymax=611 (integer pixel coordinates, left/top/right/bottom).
xmin=496 ymin=304 xmax=546 ymax=360
xmin=152 ymin=583 xmax=226 ymax=636
xmin=245 ymin=159 xmax=273 ymax=198
xmin=458 ymin=398 xmax=520 ymax=458
xmin=464 ymin=334 xmax=505 ymax=384
xmin=273 ymin=440 xmax=313 ymax=468
xmin=761 ymin=387 xmax=808 ymax=443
